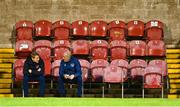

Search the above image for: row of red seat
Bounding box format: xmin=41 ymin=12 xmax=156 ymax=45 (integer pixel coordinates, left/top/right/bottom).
xmin=16 ymin=39 xmax=166 ymax=60
xmin=14 ymin=59 xmax=166 ymax=88
xmin=15 ymin=20 xmax=164 ymax=41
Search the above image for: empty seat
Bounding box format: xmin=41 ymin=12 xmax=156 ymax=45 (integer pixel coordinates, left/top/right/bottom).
xmin=111 ymin=59 xmax=128 ymax=69
xmin=34 ymin=40 xmax=52 ymax=75
xmin=144 ymin=66 xmax=162 ymax=88
xmin=52 ymin=20 xmax=71 ymax=40
xmin=53 ymin=40 xmax=71 ymax=60
xmin=90 ymin=20 xmax=108 ymax=37
xmin=51 ymin=60 xmax=61 ymax=77
xmin=14 ymin=59 xmax=26 ymax=81
xmin=145 ymin=20 xmax=163 ymax=40
xmin=72 ymin=40 xmax=89 ymax=55
xmin=91 ymin=40 xmax=108 ymax=60
xmin=129 ymin=59 xmax=147 ymax=78
xmin=147 ymin=40 xmax=166 ymax=56
xmin=129 ymin=40 xmax=146 ymax=56
xmin=34 ymin=20 xmax=52 ymax=37
xmin=15 ymin=40 xmax=33 ymax=58
xmin=149 ymin=60 xmax=167 ymax=76
xmin=91 ymin=59 xmax=109 ymax=82
xmin=108 ymin=20 xmax=126 ymax=41
xmin=15 ymin=20 xmax=33 ymax=41
xmin=79 ymin=59 xmax=90 ymax=82
xmin=127 ymin=20 xmax=144 ymax=37
xmin=110 ymin=40 xmax=127 ymax=60
xmin=71 ymin=20 xmax=89 ymax=36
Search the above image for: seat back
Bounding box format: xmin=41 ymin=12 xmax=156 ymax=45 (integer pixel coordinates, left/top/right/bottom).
xmin=108 ymin=20 xmax=126 ymax=40
xmin=79 ymin=59 xmax=90 ymax=82
xmin=15 ymin=20 xmax=33 ymax=41
xmin=34 ymin=20 xmax=52 ymax=37
xmin=147 ymin=40 xmax=165 ymax=56
xmin=127 ymin=20 xmax=144 ymax=37
xmin=149 ymin=60 xmax=167 ymax=76
xmin=72 ymin=40 xmax=89 ymax=55
xmin=90 ymin=20 xmax=107 ymax=37
xmin=129 ymin=40 xmax=146 ymax=56
xmin=52 ymin=20 xmax=70 ymax=40
xmin=145 ymin=20 xmax=163 ymax=40
xmin=14 ymin=59 xmax=25 ymax=81
xmin=72 ymin=20 xmax=89 ymax=36
xmin=52 ymin=60 xmax=61 ymax=77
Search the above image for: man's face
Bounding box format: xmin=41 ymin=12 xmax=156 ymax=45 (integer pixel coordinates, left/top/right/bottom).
xmin=32 ymin=55 xmax=40 ymax=63
xmin=63 ymin=52 xmax=71 ymax=62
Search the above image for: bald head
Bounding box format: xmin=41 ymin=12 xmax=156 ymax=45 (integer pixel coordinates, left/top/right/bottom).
xmin=63 ymin=50 xmax=72 ymax=62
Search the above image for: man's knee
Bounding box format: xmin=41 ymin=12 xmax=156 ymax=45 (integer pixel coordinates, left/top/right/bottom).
xmin=38 ymin=75 xmax=45 ymax=82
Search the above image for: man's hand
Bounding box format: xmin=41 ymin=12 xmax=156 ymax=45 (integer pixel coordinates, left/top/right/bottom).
xmin=69 ymin=75 xmax=75 ymax=80
xmin=28 ymin=69 xmax=32 ymax=73
xmin=37 ymin=68 xmax=41 ymax=72
xmin=64 ymin=74 xmax=69 ymax=79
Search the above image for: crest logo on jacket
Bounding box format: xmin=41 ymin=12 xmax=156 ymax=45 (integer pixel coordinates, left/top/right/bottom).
xmin=71 ymin=63 xmax=75 ymax=67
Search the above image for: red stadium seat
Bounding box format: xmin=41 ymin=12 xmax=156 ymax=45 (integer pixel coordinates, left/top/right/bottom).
xmin=145 ymin=20 xmax=163 ymax=40
xmin=149 ymin=60 xmax=167 ymax=76
xmin=90 ymin=20 xmax=108 ymax=37
xmin=14 ymin=59 xmax=26 ymax=81
xmin=79 ymin=59 xmax=90 ymax=82
xmin=34 ymin=20 xmax=52 ymax=37
xmin=72 ymin=40 xmax=89 ymax=55
xmin=53 ymin=40 xmax=71 ymax=60
xmin=108 ymin=20 xmax=126 ymax=41
xmin=52 ymin=60 xmax=61 ymax=77
xmin=15 ymin=20 xmax=33 ymax=41
xmin=129 ymin=59 xmax=147 ymax=78
xmin=52 ymin=20 xmax=71 ymax=40
xmin=34 ymin=40 xmax=52 ymax=76
xmin=15 ymin=40 xmax=33 ymax=58
xmin=147 ymin=40 xmax=165 ymax=56
xmin=129 ymin=40 xmax=146 ymax=56
xmin=110 ymin=40 xmax=127 ymax=60
xmin=127 ymin=20 xmax=144 ymax=37
xmin=71 ymin=20 xmax=89 ymax=36
xmin=91 ymin=59 xmax=109 ymax=82
xmin=110 ymin=59 xmax=128 ymax=69
xmin=91 ymin=40 xmax=108 ymax=60
xmin=144 ymin=66 xmax=162 ymax=88
xmin=104 ymin=65 xmax=127 ymax=83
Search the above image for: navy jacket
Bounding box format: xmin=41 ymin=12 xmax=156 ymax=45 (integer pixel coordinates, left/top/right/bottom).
xmin=23 ymin=56 xmax=45 ymax=76
xmin=59 ymin=56 xmax=82 ymax=78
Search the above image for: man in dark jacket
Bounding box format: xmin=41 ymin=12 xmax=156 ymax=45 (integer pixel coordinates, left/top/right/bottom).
xmin=58 ymin=50 xmax=82 ymax=97
xmin=23 ymin=51 xmax=45 ymax=97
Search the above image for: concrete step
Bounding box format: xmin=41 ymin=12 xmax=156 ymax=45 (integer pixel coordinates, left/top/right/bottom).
xmin=0 ymin=69 xmax=12 ymax=73
xmin=0 ymin=84 xmax=11 ymax=88
xmin=0 ymin=54 xmax=15 ymax=59
xmin=168 ymin=64 xmax=180 ymax=69
xmin=0 ymin=64 xmax=12 ymax=69
xmin=0 ymin=59 xmax=15 ymax=63
xmin=168 ymin=69 xmax=180 ymax=74
xmin=166 ymin=49 xmax=180 ymax=54
xmin=168 ymin=94 xmax=180 ymax=99
xmin=168 ymin=74 xmax=180 ymax=79
xmin=166 ymin=54 xmax=180 ymax=59
xmin=170 ymin=84 xmax=180 ymax=89
xmin=0 ymin=73 xmax=12 ymax=78
xmin=0 ymin=89 xmax=11 ymax=93
xmin=170 ymin=79 xmax=180 ymax=84
xmin=169 ymin=89 xmax=180 ymax=94
xmin=0 ymin=49 xmax=14 ymax=54
xmin=0 ymin=79 xmax=12 ymax=84
xmin=166 ymin=59 xmax=180 ymax=64
xmin=0 ymin=94 xmax=13 ymax=97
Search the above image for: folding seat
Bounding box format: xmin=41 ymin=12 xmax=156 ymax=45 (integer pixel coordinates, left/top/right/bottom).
xmin=90 ymin=20 xmax=108 ymax=37
xmin=129 ymin=59 xmax=147 ymax=78
xmin=15 ymin=40 xmax=33 ymax=58
xmin=34 ymin=40 xmax=52 ymax=75
xmin=91 ymin=59 xmax=109 ymax=82
xmin=14 ymin=59 xmax=26 ymax=81
xmin=110 ymin=59 xmax=128 ymax=70
xmin=15 ymin=20 xmax=33 ymax=41
xmin=91 ymin=40 xmax=108 ymax=60
xmin=108 ymin=20 xmax=126 ymax=41
xmin=145 ymin=20 xmax=163 ymax=40
xmin=71 ymin=20 xmax=89 ymax=36
xmin=52 ymin=20 xmax=71 ymax=40
xmin=143 ymin=66 xmax=163 ymax=98
xmin=72 ymin=40 xmax=89 ymax=55
xmin=53 ymin=40 xmax=71 ymax=60
xmin=34 ymin=20 xmax=52 ymax=37
xmin=129 ymin=40 xmax=146 ymax=56
xmin=149 ymin=60 xmax=167 ymax=76
xmin=147 ymin=40 xmax=166 ymax=56
xmin=127 ymin=20 xmax=144 ymax=37
xmin=110 ymin=40 xmax=127 ymax=60
xmin=51 ymin=60 xmax=61 ymax=77
xmin=79 ymin=59 xmax=90 ymax=82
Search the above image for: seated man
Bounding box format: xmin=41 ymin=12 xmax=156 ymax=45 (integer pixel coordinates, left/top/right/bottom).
xmin=23 ymin=51 xmax=45 ymax=97
xmin=58 ymin=50 xmax=82 ymax=97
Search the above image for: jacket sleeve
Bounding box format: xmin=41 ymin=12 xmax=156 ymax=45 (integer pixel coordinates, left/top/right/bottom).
xmin=39 ymin=59 xmax=45 ymax=75
xmin=59 ymin=61 xmax=65 ymax=78
xmin=23 ymin=60 xmax=30 ymax=75
xmin=74 ymin=59 xmax=82 ymax=77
